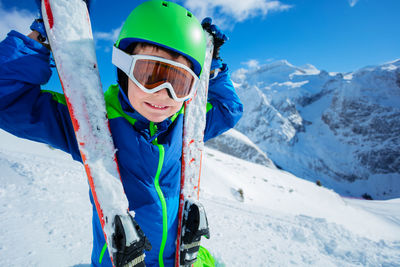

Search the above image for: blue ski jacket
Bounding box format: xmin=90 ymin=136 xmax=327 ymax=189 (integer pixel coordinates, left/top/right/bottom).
xmin=0 ymin=31 xmax=243 ymax=267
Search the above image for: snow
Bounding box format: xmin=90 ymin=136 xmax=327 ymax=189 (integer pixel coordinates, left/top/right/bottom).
xmin=0 ymin=130 xmax=92 ymax=266
xmin=1 ymin=129 xmax=399 ymax=266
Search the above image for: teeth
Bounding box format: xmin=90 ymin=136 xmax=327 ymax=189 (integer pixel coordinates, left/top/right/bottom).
xmin=150 ymin=103 xmax=166 ymax=108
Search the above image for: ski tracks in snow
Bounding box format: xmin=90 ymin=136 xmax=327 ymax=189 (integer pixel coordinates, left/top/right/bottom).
xmin=201 ymin=190 xmax=400 ymax=267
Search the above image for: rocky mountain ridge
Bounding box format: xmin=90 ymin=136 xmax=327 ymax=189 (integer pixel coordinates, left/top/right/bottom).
xmin=229 ymin=59 xmax=400 ymax=199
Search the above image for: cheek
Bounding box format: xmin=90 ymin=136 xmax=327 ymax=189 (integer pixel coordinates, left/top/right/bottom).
xmin=166 ymin=103 xmax=182 ymax=118
xmin=128 ymin=80 xmax=146 ymax=103
xmin=172 ymin=102 xmax=184 ymax=113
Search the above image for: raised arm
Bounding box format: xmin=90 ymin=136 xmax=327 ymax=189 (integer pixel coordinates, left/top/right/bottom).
xmin=204 ymin=59 xmax=243 ymax=141
xmin=0 ymin=30 xmax=81 ymax=160
xmin=201 ymin=18 xmax=243 ymax=141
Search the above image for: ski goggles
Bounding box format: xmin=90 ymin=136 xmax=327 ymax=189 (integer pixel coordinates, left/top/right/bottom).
xmin=112 ymin=46 xmax=199 ymax=102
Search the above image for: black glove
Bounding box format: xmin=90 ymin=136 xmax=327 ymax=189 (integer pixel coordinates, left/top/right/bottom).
xmin=113 ymin=214 xmax=152 ymax=267
xmin=201 ymin=17 xmax=229 ymax=60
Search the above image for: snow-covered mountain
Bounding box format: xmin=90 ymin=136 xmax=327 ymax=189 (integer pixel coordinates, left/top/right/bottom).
xmin=232 ymin=59 xmax=400 ymax=200
xmin=205 ymin=129 xmax=276 ymax=168
xmin=1 ymin=129 xmax=400 ymax=266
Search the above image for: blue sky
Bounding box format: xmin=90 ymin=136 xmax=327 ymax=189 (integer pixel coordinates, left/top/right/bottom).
xmin=1 ymin=0 xmax=399 ymax=92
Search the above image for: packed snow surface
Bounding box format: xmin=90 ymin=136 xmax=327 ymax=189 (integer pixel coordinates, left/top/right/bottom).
xmin=0 ymin=129 xmax=399 ymax=266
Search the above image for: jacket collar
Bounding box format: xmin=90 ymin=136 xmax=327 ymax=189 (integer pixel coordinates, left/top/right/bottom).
xmin=118 ymin=87 xmax=173 ymax=141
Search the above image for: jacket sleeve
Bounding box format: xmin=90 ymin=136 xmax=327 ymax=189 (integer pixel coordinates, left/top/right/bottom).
xmin=204 ymin=60 xmax=243 ymax=141
xmin=0 ymin=31 xmax=81 ymax=161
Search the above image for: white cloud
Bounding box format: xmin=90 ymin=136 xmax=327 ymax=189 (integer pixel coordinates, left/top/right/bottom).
xmin=242 ymin=59 xmax=260 ymax=69
xmin=94 ymin=25 xmax=122 ymax=43
xmin=348 ymin=0 xmax=360 ymax=7
xmin=0 ymin=3 xmax=35 ymax=40
xmin=180 ymin=0 xmax=292 ymax=29
xmin=93 ymin=25 xmax=122 ymax=53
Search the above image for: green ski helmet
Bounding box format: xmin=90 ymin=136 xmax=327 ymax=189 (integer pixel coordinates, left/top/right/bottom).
xmin=115 ymin=0 xmax=206 ymax=77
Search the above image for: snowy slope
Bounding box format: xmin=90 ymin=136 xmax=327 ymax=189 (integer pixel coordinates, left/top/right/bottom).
xmin=1 ymin=129 xmax=399 ymax=266
xmin=232 ymin=59 xmax=400 ymax=200
xmin=0 ymin=130 xmax=92 ymax=266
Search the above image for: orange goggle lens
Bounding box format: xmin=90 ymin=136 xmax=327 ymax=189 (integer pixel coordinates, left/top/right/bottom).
xmin=133 ymin=59 xmax=196 ymax=99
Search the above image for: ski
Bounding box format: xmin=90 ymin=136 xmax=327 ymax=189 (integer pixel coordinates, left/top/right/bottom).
xmin=40 ymin=0 xmax=150 ymax=266
xmin=175 ymin=31 xmax=214 ymax=266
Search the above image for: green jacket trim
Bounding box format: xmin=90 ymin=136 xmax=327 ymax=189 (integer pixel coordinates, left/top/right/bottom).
xmin=150 ymin=122 xmax=168 ymax=267
xmin=206 ymin=102 xmax=213 ymax=113
xmin=193 ymin=246 xmax=216 ymax=267
xmin=99 ymin=243 xmax=108 ymax=264
xmin=41 ymin=90 xmax=67 ymax=106
xmin=104 ymin=84 xmax=137 ymax=126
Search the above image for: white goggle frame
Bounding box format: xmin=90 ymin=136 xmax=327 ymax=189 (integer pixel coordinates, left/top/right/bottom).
xmin=112 ymin=46 xmax=199 ymax=102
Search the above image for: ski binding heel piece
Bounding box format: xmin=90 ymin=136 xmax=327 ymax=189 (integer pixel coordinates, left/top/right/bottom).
xmin=180 ymin=200 xmax=210 ymax=266
xmin=113 ymin=214 xmax=152 ymax=267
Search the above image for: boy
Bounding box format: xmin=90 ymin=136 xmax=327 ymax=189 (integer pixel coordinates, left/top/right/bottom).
xmin=0 ymin=0 xmax=243 ymax=266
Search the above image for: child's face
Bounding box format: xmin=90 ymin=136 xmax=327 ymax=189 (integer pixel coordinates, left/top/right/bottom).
xmin=127 ymin=44 xmax=190 ymax=123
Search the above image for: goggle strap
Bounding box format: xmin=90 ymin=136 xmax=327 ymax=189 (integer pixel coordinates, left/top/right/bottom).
xmin=112 ymin=46 xmax=133 ymax=76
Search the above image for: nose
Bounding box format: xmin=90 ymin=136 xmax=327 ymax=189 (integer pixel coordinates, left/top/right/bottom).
xmin=154 ymin=88 xmax=173 ymax=100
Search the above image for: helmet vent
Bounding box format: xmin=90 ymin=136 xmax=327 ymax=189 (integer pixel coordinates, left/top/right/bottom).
xmin=187 ymin=11 xmax=192 ymax=17
xmin=162 ymin=1 xmax=168 ymax=7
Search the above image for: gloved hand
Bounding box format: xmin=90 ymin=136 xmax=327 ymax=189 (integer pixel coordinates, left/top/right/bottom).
xmin=30 ymin=19 xmax=47 ymax=42
xmin=201 ymin=17 xmax=228 ymax=60
xmin=30 ymin=0 xmax=47 ymax=42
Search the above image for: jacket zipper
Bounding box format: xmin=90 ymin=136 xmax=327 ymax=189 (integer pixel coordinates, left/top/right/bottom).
xmin=150 ymin=122 xmax=168 ymax=267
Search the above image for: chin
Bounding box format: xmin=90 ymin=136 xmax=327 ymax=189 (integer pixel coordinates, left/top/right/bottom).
xmin=146 ymin=115 xmax=168 ymax=123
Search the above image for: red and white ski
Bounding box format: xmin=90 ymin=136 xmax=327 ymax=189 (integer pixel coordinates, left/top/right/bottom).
xmin=41 ymin=0 xmax=150 ymax=266
xmin=175 ymin=31 xmax=214 ymax=266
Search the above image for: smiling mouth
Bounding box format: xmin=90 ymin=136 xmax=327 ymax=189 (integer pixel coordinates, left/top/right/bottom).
xmin=146 ymin=102 xmax=168 ymax=110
